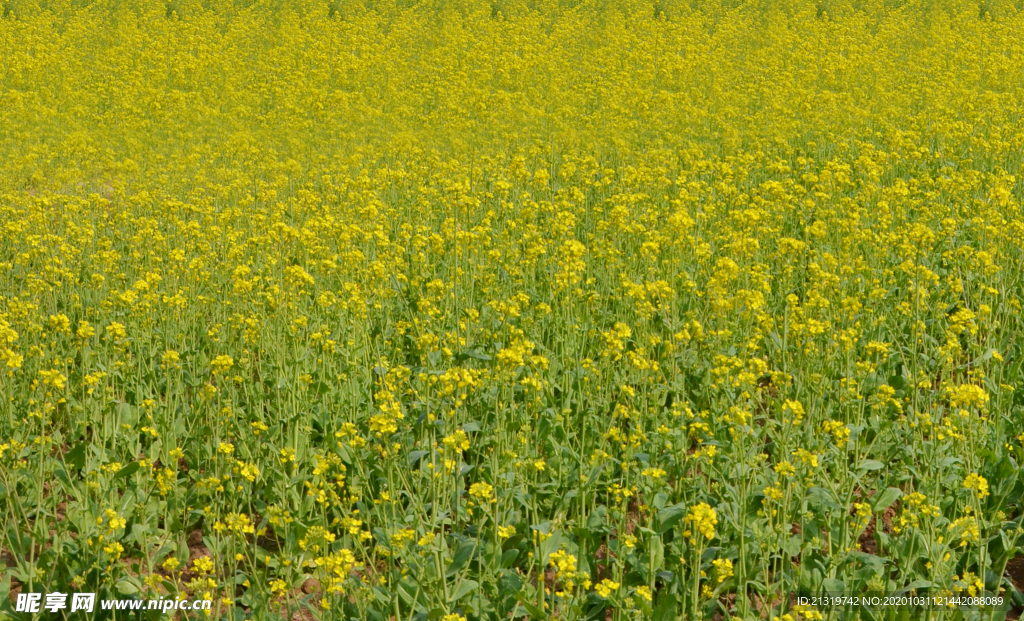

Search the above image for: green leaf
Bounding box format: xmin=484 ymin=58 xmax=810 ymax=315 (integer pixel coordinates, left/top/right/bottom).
xmin=652 ymin=592 xmax=677 ymax=621
xmin=0 ymin=570 xmax=11 ymax=605
xmin=115 ymin=579 xmax=139 ymax=595
xmin=903 ymin=579 xmax=933 ymax=592
xmin=54 ymin=466 xmax=72 ymax=485
xmin=872 ymin=487 xmax=902 ymax=512
xmin=540 ymin=531 xmax=563 ymax=563
xmin=656 ymin=503 xmax=687 ymax=534
xmin=446 ymin=540 xmax=475 ymax=576
xmin=115 ymin=461 xmax=141 ymax=480
xmin=500 ymin=548 xmax=519 ymax=568
xmin=516 ymin=594 xmax=548 ymax=620
xmin=807 ymin=486 xmax=842 ymax=512
xmin=458 ymin=349 xmax=491 ymax=362
xmin=397 ymin=579 xmax=419 ymax=607
xmin=857 ymin=459 xmax=885 ymax=471
xmin=648 ymin=534 xmax=664 ymax=574
xmin=877 ymin=531 xmax=890 ymax=548
xmin=64 ymin=442 xmax=86 ymax=471
xmin=1000 ymin=527 xmax=1013 ymax=555
xmin=131 ymin=523 xmax=150 ymax=544
xmin=783 ymin=535 xmax=802 ymax=556
xmin=451 ymin=579 xmax=479 ymax=601
xmin=822 ymin=578 xmax=845 ymax=592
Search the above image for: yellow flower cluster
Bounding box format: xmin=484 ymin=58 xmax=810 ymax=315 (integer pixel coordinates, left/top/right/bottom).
xmin=0 ymin=0 xmax=1022 ymax=618
xmin=684 ymin=502 xmax=718 ymax=542
xmin=962 ymin=473 xmax=990 ymax=499
xmin=594 ymin=578 xmax=620 ymax=599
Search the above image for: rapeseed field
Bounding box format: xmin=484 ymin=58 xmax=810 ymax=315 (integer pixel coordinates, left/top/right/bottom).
xmin=3 ymin=0 xmax=1024 ymax=619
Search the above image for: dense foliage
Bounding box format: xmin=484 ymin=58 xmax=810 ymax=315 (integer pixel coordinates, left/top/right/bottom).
xmin=3 ymin=0 xmax=1024 ymax=619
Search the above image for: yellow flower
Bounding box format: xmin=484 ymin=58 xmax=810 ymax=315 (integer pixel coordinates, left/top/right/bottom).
xmin=39 ymin=369 xmax=67 ymax=390
xmin=162 ymin=349 xmax=181 ymax=369
xmin=774 ymin=461 xmax=796 ymax=478
xmin=791 ymin=448 xmax=818 ymax=468
xmin=220 ymin=513 xmax=255 ymax=535
xmin=49 ymin=314 xmax=71 ymax=334
xmin=949 ymin=516 xmax=980 ymax=547
xmin=712 ymin=558 xmax=734 ymax=583
xmin=103 ymin=542 xmax=124 ymax=560
xmin=595 ymin=578 xmax=620 ymax=598
xmin=547 ymin=549 xmax=579 ymax=591
xmin=963 ymin=473 xmax=989 ymax=499
xmin=821 ymin=420 xmax=850 ymax=445
xmin=76 ymin=321 xmax=95 ymax=339
xmin=211 ymin=354 xmax=234 ymax=374
xmin=684 ymin=502 xmax=717 ymax=541
xmin=947 ymin=384 xmax=989 ymax=410
xmin=234 ymin=460 xmax=260 ymax=482
xmin=270 ymin=579 xmax=288 ymax=596
xmin=468 ymin=482 xmax=494 ymax=501
xmin=105 ymin=322 xmax=127 ymax=342
xmin=852 ymin=502 xmax=872 ymax=529
xmin=442 ymin=429 xmax=471 ymax=452
xmin=782 ymin=400 xmax=805 ymax=424
xmin=641 ymin=467 xmax=666 ymax=479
